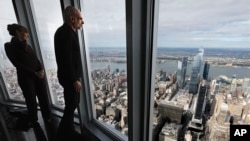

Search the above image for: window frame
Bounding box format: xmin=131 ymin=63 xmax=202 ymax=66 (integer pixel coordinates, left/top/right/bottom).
xmin=125 ymin=0 xmax=159 ymax=140
xmin=76 ymin=0 xmax=159 ymax=140
xmin=2 ymin=0 xmax=160 ymax=140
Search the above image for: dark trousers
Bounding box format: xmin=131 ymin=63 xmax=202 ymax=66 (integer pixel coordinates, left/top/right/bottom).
xmin=18 ymin=74 xmax=51 ymax=122
xmin=58 ymin=79 xmax=80 ymax=133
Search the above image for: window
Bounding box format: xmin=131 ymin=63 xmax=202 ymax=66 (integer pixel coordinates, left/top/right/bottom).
xmin=31 ymin=0 xmax=64 ymax=107
xmin=83 ymin=0 xmax=127 ymax=135
xmin=0 ymin=0 xmax=24 ymax=101
xmin=154 ymin=0 xmax=250 ymax=141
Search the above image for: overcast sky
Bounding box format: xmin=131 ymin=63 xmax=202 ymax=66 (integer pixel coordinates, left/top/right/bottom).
xmin=1 ymin=0 xmax=250 ymax=49
xmin=83 ymin=0 xmax=250 ymax=48
xmin=157 ymin=0 xmax=250 ymax=48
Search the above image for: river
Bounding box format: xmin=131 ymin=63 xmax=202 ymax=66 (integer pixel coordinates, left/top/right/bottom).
xmin=90 ymin=61 xmax=250 ymax=79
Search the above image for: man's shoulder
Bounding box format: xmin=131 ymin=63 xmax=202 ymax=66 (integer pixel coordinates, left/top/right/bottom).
xmin=56 ymin=24 xmax=71 ymax=32
xmin=55 ymin=25 xmax=64 ymax=33
xmin=55 ymin=24 xmax=71 ymax=37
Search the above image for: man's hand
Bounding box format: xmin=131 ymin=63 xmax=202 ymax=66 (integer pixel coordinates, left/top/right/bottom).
xmin=73 ymin=80 xmax=82 ymax=93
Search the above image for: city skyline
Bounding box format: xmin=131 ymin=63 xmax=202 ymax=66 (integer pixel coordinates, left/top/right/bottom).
xmin=3 ymin=47 xmax=250 ymax=140
xmin=1 ymin=0 xmax=250 ymax=140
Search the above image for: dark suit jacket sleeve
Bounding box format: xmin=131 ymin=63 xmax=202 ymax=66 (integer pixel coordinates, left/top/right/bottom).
xmin=4 ymin=43 xmax=37 ymax=75
xmin=59 ymin=32 xmax=78 ymax=84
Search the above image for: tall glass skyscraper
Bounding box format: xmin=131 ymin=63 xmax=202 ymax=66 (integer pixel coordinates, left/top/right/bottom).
xmin=189 ymin=48 xmax=204 ymax=94
xmin=177 ymin=57 xmax=188 ymax=89
xmin=203 ymin=62 xmax=210 ymax=80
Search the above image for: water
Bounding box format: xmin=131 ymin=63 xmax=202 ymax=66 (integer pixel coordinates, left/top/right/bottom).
xmin=90 ymin=61 xmax=250 ymax=79
xmin=2 ymin=52 xmax=250 ymax=79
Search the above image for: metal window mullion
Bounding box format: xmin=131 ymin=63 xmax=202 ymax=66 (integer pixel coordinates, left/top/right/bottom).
xmin=126 ymin=0 xmax=159 ymax=141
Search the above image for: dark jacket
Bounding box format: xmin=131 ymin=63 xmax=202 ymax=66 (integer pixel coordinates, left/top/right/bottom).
xmin=4 ymin=37 xmax=43 ymax=77
xmin=54 ymin=23 xmax=82 ymax=84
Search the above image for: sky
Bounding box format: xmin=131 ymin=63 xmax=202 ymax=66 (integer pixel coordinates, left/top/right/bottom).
xmin=83 ymin=0 xmax=250 ymax=48
xmin=157 ymin=0 xmax=250 ymax=48
xmin=1 ymin=0 xmax=250 ymax=49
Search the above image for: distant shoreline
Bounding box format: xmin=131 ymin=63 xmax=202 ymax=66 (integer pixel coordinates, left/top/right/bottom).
xmin=92 ymin=60 xmax=250 ymax=69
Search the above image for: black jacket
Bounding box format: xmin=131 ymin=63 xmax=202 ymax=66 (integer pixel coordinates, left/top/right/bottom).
xmin=54 ymin=23 xmax=82 ymax=84
xmin=4 ymin=37 xmax=43 ymax=77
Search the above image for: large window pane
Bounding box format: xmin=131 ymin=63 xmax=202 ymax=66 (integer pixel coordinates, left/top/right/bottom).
xmin=0 ymin=0 xmax=24 ymax=101
xmin=153 ymin=0 xmax=250 ymax=141
xmin=83 ymin=0 xmax=127 ymax=135
xmin=31 ymin=0 xmax=64 ymax=107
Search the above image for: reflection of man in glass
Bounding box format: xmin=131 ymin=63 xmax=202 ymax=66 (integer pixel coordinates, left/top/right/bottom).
xmin=4 ymin=24 xmax=51 ymax=125
xmin=54 ymin=6 xmax=84 ymax=139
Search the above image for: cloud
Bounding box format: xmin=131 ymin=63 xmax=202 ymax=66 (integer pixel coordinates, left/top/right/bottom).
xmin=157 ymin=0 xmax=250 ymax=48
xmin=2 ymin=0 xmax=249 ymax=48
xmin=83 ymin=0 xmax=126 ymax=47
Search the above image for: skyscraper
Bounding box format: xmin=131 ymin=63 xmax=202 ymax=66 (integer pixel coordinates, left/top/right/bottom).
xmin=189 ymin=48 xmax=204 ymax=94
xmin=188 ymin=81 xmax=207 ymax=132
xmin=194 ymin=81 xmax=207 ymax=120
xmin=230 ymin=75 xmax=237 ymax=93
xmin=177 ymin=57 xmax=188 ymax=89
xmin=203 ymin=62 xmax=210 ymax=80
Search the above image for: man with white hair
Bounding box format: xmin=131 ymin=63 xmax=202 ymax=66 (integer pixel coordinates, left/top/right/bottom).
xmin=54 ymin=6 xmax=84 ymax=140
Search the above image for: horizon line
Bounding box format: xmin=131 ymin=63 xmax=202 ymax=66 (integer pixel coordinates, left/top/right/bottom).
xmin=88 ymin=46 xmax=250 ymax=49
